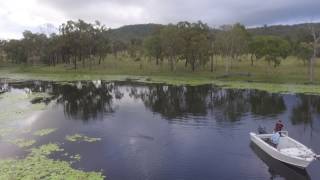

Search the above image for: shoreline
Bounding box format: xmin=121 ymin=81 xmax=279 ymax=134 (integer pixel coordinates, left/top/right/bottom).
xmin=0 ymin=69 xmax=319 ymax=95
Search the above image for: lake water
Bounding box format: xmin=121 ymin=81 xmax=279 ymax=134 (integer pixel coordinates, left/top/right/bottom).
xmin=0 ymin=80 xmax=320 ymax=180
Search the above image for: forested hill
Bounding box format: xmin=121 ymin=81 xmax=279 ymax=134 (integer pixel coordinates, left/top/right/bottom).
xmin=110 ymin=22 xmax=320 ymax=42
xmin=108 ymin=24 xmax=163 ymax=42
xmin=248 ymin=23 xmax=320 ymax=40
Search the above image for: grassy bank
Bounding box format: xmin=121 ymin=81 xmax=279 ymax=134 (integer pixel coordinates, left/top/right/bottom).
xmin=0 ymin=55 xmax=320 ymax=94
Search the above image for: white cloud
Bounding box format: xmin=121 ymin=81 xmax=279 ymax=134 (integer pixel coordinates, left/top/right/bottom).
xmin=0 ymin=0 xmax=64 ymax=39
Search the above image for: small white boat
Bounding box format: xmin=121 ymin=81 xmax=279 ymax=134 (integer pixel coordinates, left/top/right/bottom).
xmin=250 ymin=131 xmax=319 ymax=168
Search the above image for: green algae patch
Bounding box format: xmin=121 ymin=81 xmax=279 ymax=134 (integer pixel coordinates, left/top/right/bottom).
xmin=0 ymin=143 xmax=104 ymax=179
xmin=30 ymin=102 xmax=47 ymax=111
xmin=207 ymin=80 xmax=320 ymax=95
xmin=21 ymin=128 xmax=32 ymax=134
xmin=0 ymin=128 xmax=15 ymax=137
xmin=0 ymin=90 xmax=50 ymax=125
xmin=70 ymin=154 xmax=82 ymax=161
xmin=9 ymin=138 xmax=36 ymax=148
xmin=2 ymin=71 xmax=320 ymax=94
xmin=66 ymin=134 xmax=101 ymax=143
xmin=30 ymin=143 xmax=64 ymax=156
xmin=33 ymin=128 xmax=57 ymax=136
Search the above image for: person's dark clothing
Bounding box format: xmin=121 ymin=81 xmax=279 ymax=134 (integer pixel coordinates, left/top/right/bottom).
xmin=274 ymin=122 xmax=283 ymax=132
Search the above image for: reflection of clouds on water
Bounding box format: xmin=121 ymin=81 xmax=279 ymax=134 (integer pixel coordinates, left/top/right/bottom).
xmin=20 ymin=111 xmax=42 ymax=127
xmin=0 ymin=83 xmax=9 ymax=93
xmin=92 ymin=80 xmax=102 ymax=88
xmin=76 ymin=81 xmax=82 ymax=89
xmin=0 ymin=88 xmax=49 ymax=128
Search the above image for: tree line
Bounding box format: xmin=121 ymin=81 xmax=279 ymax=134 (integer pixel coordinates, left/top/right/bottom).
xmin=0 ymin=20 xmax=319 ymax=82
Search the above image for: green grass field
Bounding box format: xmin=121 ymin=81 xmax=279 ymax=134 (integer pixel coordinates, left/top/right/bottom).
xmin=0 ymin=55 xmax=319 ymax=94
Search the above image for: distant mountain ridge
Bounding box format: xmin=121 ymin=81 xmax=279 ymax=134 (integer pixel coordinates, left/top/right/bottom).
xmin=108 ymin=24 xmax=163 ymax=42
xmin=109 ymin=22 xmax=320 ymax=42
xmin=248 ymin=23 xmax=320 ymax=40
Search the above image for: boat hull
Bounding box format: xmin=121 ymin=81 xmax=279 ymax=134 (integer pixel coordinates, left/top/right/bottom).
xmin=250 ymin=132 xmax=312 ymax=168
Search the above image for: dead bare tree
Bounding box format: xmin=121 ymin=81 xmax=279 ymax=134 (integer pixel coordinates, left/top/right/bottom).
xmin=308 ymin=24 xmax=320 ymax=82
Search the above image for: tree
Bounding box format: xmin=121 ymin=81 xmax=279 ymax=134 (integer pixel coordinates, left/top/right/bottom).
xmin=208 ymin=30 xmax=217 ymax=72
xmin=3 ymin=40 xmax=27 ymax=64
xmin=216 ymin=23 xmax=250 ymax=74
xmin=111 ymin=40 xmax=127 ymax=58
xmin=0 ymin=40 xmax=5 ymax=62
xmin=229 ymin=23 xmax=250 ymax=62
xmin=253 ymin=36 xmax=290 ymax=68
xmin=308 ymin=24 xmax=320 ymax=82
xmin=160 ymin=24 xmax=184 ymax=71
xmin=3 ymin=19 xmax=112 ymax=68
xmin=60 ymin=20 xmax=78 ymax=69
xmin=45 ymin=33 xmax=61 ymax=66
xmin=58 ymin=19 xmax=111 ymax=69
xmin=144 ymin=32 xmax=163 ymax=65
xmin=178 ymin=21 xmax=211 ymax=71
xmin=248 ymin=37 xmax=260 ymax=66
xmin=93 ymin=21 xmax=110 ymax=65
xmin=20 ymin=31 xmax=48 ymax=64
xmin=294 ymin=42 xmax=313 ymax=66
xmin=128 ymin=38 xmax=142 ymax=59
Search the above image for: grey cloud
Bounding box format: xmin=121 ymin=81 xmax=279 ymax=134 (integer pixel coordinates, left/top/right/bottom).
xmin=38 ymin=0 xmax=320 ymax=27
xmin=1 ymin=0 xmax=320 ymax=39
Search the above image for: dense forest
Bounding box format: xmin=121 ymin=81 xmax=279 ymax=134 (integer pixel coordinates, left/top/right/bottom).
xmin=0 ymin=20 xmax=319 ymax=82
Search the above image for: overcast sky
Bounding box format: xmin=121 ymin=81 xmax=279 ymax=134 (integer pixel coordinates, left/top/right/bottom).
xmin=0 ymin=0 xmax=319 ymax=39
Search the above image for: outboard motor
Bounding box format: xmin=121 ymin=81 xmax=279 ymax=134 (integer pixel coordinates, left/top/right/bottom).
xmin=258 ymin=126 xmax=267 ymax=134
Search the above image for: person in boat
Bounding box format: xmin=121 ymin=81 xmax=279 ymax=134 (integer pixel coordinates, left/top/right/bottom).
xmin=271 ymin=132 xmax=280 ymax=148
xmin=274 ymin=120 xmax=284 ymax=134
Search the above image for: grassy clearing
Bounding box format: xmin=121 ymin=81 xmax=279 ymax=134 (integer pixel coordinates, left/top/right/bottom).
xmin=0 ymin=55 xmax=319 ymax=94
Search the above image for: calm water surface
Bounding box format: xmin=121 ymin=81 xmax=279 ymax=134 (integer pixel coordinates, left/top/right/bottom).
xmin=0 ymin=80 xmax=320 ymax=180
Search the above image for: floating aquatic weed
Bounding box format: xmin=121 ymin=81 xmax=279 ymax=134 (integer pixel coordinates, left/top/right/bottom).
xmin=30 ymin=103 xmax=47 ymax=111
xmin=0 ymin=143 xmax=104 ymax=179
xmin=65 ymin=134 xmax=82 ymax=142
xmin=70 ymin=154 xmax=82 ymax=161
xmin=33 ymin=128 xmax=57 ymax=136
xmin=65 ymin=134 xmax=101 ymax=143
xmin=83 ymin=136 xmax=102 ymax=142
xmin=30 ymin=143 xmax=63 ymax=156
xmin=0 ymin=91 xmax=50 ymax=124
xmin=9 ymin=138 xmax=36 ymax=148
xmin=0 ymin=128 xmax=15 ymax=137
xmin=0 ymin=91 xmax=53 ymax=142
xmin=21 ymin=128 xmax=31 ymax=134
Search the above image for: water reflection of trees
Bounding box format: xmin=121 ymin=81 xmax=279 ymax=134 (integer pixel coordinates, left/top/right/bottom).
xmin=248 ymin=91 xmax=286 ymax=116
xmin=291 ymin=95 xmax=320 ymax=125
xmin=208 ymin=89 xmax=250 ymax=122
xmin=51 ymin=82 xmax=116 ymax=121
xmin=133 ymin=85 xmax=288 ymax=122
xmin=2 ymin=80 xmax=320 ymax=125
xmin=136 ymin=85 xmax=209 ymax=119
xmin=10 ymin=81 xmax=120 ymax=121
